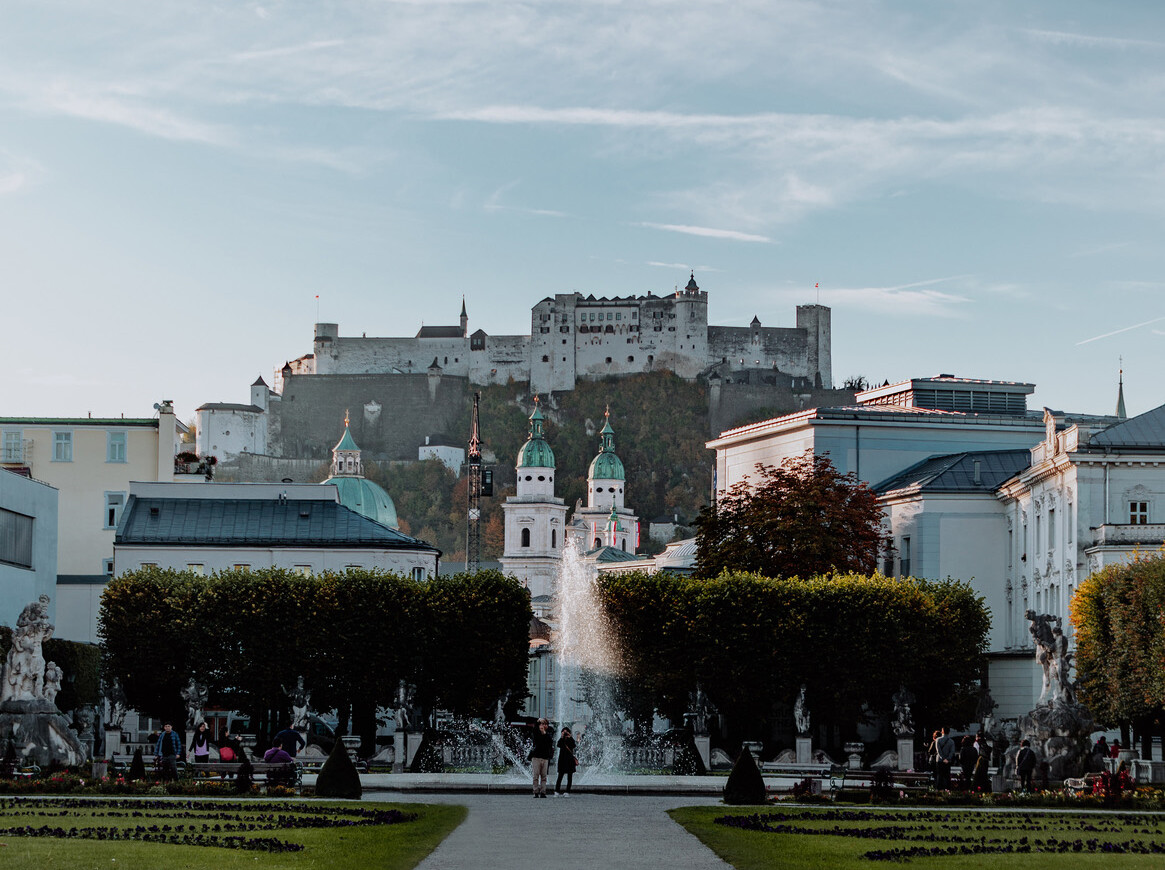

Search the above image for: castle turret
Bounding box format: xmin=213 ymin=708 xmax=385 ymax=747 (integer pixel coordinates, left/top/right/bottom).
xmin=322 ymin=412 xmax=399 ymax=529
xmin=569 ymin=407 xmax=639 ymax=553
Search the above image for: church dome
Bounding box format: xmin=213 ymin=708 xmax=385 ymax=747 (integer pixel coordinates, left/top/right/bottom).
xmin=517 ymin=400 xmax=555 ymax=469
xmin=326 ymin=476 xmax=399 ymax=529
xmin=587 ymin=409 xmax=625 ymax=481
xmin=322 ymin=412 xmax=399 ymax=529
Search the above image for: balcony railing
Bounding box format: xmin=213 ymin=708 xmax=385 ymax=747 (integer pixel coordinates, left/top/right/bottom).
xmin=1091 ymin=523 xmax=1165 ymax=546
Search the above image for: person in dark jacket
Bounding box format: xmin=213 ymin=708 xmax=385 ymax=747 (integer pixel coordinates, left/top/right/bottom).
xmin=273 ymin=723 xmax=306 ymax=757
xmin=934 ymin=727 xmax=956 ymax=789
xmin=154 ymin=722 xmax=183 ymax=781
xmin=959 ymin=735 xmax=978 ymax=788
xmin=555 ymin=726 xmax=577 ymax=796
xmin=189 ymin=722 xmax=211 ymax=764
xmin=1015 ymin=739 xmax=1037 ymax=792
xmin=528 ymin=718 xmax=554 ymax=798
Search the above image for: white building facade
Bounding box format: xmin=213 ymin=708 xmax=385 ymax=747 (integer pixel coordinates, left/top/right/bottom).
xmin=0 ymin=469 xmax=58 ymax=628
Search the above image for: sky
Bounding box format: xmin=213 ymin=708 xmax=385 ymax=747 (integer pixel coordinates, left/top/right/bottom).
xmin=2 ymin=0 xmax=1164 ymax=426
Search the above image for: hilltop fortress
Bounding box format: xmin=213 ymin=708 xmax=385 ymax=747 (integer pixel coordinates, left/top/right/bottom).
xmin=309 ymin=274 xmax=832 ymax=393
xmin=198 ymin=275 xmax=841 ymax=466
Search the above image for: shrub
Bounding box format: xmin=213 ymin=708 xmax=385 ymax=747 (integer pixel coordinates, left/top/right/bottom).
xmin=128 ymin=748 xmax=146 ymax=781
xmin=723 ymin=747 xmax=766 ymax=805
xmin=315 ymin=739 xmax=362 ymax=799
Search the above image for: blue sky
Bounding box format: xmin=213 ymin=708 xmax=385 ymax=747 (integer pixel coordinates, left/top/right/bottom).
xmin=2 ymin=1 xmax=1163 ymax=424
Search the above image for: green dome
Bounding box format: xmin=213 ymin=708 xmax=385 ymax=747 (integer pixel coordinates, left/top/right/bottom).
xmin=517 ymin=402 xmax=555 ymax=469
xmin=326 ymin=476 xmax=399 ymax=529
xmin=588 ymin=411 xmax=624 ymax=480
xmin=589 ymin=451 xmax=625 ymax=481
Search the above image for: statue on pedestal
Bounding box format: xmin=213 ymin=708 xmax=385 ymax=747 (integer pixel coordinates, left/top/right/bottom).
xmin=793 ymin=684 xmax=811 ymax=736
xmin=285 ymin=676 xmax=312 ymax=732
xmin=0 ymin=596 xmax=86 ymax=766
xmin=181 ymin=679 xmax=208 ymax=729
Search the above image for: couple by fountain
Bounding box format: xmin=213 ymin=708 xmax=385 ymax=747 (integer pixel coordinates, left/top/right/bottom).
xmin=528 ymin=717 xmax=578 ymax=797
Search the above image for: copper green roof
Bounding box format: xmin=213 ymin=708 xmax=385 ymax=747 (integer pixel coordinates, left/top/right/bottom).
xmin=517 ymin=401 xmax=555 ymax=469
xmin=334 ymin=425 xmax=359 ymax=452
xmin=325 ymin=475 xmax=399 ymax=529
xmin=588 ymin=410 xmax=625 ymax=480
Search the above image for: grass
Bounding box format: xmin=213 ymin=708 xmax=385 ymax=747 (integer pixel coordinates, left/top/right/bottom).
xmin=0 ymin=796 xmax=465 ymax=870
xmin=670 ymin=804 xmax=1165 ymax=869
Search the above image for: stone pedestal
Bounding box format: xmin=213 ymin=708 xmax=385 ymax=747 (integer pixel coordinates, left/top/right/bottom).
xmin=0 ymin=699 xmax=87 ymax=768
xmin=796 ymin=736 xmax=812 ymax=764
xmin=897 ymin=738 xmax=914 ymax=771
xmin=844 ymin=742 xmax=864 ymax=770
xmin=404 ymin=731 xmax=422 ymax=768
xmin=694 ymin=735 xmax=711 ymax=771
xmin=105 ymin=728 xmax=122 ymax=758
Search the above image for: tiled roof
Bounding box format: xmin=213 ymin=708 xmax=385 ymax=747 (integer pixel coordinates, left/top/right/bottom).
xmin=874 ymin=450 xmax=1032 ymax=496
xmin=116 ymin=496 xmax=438 ymax=551
xmin=587 ymin=545 xmax=641 ymax=563
xmin=1090 ymin=404 xmax=1165 ymax=450
xmin=415 ymin=325 xmax=463 ymax=338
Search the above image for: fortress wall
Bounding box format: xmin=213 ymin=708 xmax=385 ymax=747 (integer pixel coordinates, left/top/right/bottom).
xmin=708 ymin=327 xmax=810 ymax=377
xmin=316 ymin=336 xmax=471 ymax=377
xmin=709 ymin=383 xmax=855 ymax=436
xmin=275 ymin=372 xmax=469 ymax=461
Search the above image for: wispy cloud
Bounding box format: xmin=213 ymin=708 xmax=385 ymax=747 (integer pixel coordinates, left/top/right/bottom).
xmin=638 ymin=222 xmax=771 ymax=243
xmin=824 ymin=277 xmax=973 ymax=317
xmin=1022 ymin=29 xmax=1165 ymax=51
xmin=1077 ymin=316 xmax=1165 ymax=345
xmin=231 ymin=39 xmax=346 ymax=63
xmin=0 ymin=172 xmax=27 ymax=194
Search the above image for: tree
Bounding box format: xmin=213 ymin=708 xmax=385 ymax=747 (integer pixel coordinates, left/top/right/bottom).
xmin=694 ymin=451 xmax=884 ymax=579
xmin=1072 ymin=555 xmax=1165 ymax=755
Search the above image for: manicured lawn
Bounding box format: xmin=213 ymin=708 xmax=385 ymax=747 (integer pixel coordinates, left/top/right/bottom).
xmin=0 ymin=797 xmax=465 ymax=870
xmin=670 ymin=804 xmax=1165 ymax=869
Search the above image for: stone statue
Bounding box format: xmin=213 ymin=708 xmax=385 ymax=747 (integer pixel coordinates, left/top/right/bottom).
xmin=181 ymin=678 xmax=207 ymax=729
xmin=1 ymin=595 xmax=53 ymax=704
xmin=1026 ymin=610 xmax=1074 ymax=705
xmin=891 ymin=685 xmax=915 ymax=737
xmin=41 ymin=662 xmax=63 ymax=706
xmin=105 ymin=679 xmax=128 ymax=729
xmin=394 ymin=681 xmax=411 ymax=731
xmin=793 ymin=684 xmax=810 ymax=735
xmin=692 ymin=687 xmax=710 ymax=736
xmin=285 ymin=676 xmax=312 ymax=732
xmin=0 ymin=597 xmax=86 ymax=767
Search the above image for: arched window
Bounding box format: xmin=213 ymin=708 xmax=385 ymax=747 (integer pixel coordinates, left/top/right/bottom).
xmin=551 ymin=529 xmax=557 ymax=548
xmin=521 ymin=528 xmax=531 ymax=548
xmin=593 ymin=537 xmax=601 ymax=549
xmin=621 ymin=538 xmax=627 ymax=550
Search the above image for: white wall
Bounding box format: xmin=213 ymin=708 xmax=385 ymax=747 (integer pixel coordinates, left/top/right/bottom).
xmin=0 ymin=471 xmax=58 ymax=629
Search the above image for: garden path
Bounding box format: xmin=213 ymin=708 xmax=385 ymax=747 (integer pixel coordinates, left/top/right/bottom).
xmin=369 ymin=791 xmax=730 ymax=869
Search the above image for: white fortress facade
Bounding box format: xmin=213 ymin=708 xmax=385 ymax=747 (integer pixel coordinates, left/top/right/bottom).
xmin=309 ymin=275 xmax=832 ymax=395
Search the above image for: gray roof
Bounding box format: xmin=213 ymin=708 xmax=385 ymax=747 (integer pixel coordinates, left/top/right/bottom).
xmin=195 ymin=403 xmax=264 ymax=413
xmin=874 ymin=450 xmax=1031 ymax=496
xmin=116 ymin=496 xmax=438 ymax=551
xmin=416 ymin=325 xmax=463 ymax=338
xmin=587 ymin=545 xmax=641 ymax=563
xmin=1090 ymin=403 xmax=1165 ymax=450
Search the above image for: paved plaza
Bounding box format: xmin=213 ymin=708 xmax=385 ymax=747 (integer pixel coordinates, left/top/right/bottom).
xmin=368 ymin=790 xmax=731 ymax=869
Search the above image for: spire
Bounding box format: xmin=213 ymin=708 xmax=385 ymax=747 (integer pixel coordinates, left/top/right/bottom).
xmin=685 ymin=271 xmax=699 ymax=293
xmin=1116 ymin=365 xmax=1127 ymax=420
xmin=331 ymin=412 xmax=362 ymax=475
xmin=460 ymin=296 xmax=468 ymax=337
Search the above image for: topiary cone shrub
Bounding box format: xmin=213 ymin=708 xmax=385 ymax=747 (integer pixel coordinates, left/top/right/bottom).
xmin=723 ymin=746 xmax=767 ymax=805
xmin=315 ymin=739 xmax=362 ymax=799
xmin=235 ymin=755 xmax=254 ymax=793
xmin=129 ymin=747 xmax=147 ymax=780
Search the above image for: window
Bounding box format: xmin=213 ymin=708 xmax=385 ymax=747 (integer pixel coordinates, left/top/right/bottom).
xmin=293 ymin=565 xmax=311 ymax=576
xmin=627 ymin=356 xmax=634 ymax=363
xmin=233 ymin=564 xmax=250 ymax=571
xmin=53 ymin=431 xmax=73 ymax=462
xmin=1048 ymin=507 xmax=1056 ymax=551
xmin=104 ymin=492 xmax=126 ymax=529
xmin=2 ymin=430 xmax=21 ymax=462
xmin=188 ymin=563 xmax=206 ymax=575
xmin=0 ymin=508 xmax=34 ymax=569
xmin=106 ymin=431 xmax=127 ymax=462
xmin=411 ymin=567 xmax=426 ymax=581
xmin=103 ymin=558 xmax=115 ymax=577
xmin=551 ymin=529 xmax=557 ymax=548
xmin=1130 ymin=501 xmax=1149 ymax=524
xmin=521 ymin=528 xmax=531 ymax=547
xmin=900 ymin=536 xmax=911 ymax=578
xmin=541 ymin=355 xmax=549 ymax=362
xmin=593 ymin=537 xmax=601 ymax=548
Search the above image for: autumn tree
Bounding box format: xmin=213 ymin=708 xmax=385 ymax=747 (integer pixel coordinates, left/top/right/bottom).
xmin=1072 ymin=555 xmax=1165 ymax=757
xmin=693 ymin=451 xmax=884 ymax=579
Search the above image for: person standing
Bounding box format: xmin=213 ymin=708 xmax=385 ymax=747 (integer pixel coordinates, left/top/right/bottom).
xmin=934 ymin=727 xmax=956 ymax=789
xmin=189 ymin=722 xmax=211 ymax=765
xmin=529 ymin=718 xmax=554 ymax=798
xmin=273 ymin=723 xmax=306 ymax=757
xmin=154 ymin=722 xmax=183 ymax=781
xmin=959 ymin=736 xmax=977 ymax=788
xmin=1015 ymin=739 xmax=1037 ymax=792
xmin=555 ymin=726 xmax=577 ymax=796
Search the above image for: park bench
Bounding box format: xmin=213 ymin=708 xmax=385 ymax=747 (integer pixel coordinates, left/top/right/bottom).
xmin=110 ymin=754 xmax=187 ymax=777
xmin=1064 ymin=773 xmax=1101 ymax=794
xmin=191 ymin=761 xmax=302 ymax=786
